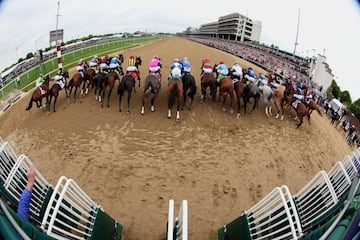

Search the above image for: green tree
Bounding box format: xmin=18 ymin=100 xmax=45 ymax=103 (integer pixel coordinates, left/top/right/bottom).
xmin=350 ymin=98 xmax=360 ymax=120
xmin=326 ymin=80 xmax=341 ymax=99
xmin=340 ymin=90 xmax=352 ymax=106
xmin=26 ymin=52 xmax=34 ymax=59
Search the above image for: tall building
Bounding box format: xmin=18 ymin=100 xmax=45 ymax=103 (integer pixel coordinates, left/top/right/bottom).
xmin=198 ymin=12 xmax=262 ymax=42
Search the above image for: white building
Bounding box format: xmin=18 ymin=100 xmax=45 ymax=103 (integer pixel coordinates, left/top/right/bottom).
xmin=310 ymin=54 xmax=334 ymax=92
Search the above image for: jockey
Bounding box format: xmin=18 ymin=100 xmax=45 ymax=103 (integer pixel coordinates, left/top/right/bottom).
xmin=89 ymin=55 xmax=99 ymax=73
xmin=181 ymin=57 xmax=191 ymax=75
xmin=100 ymin=55 xmax=109 ymax=73
xmin=109 ymin=56 xmax=122 ymax=75
xmin=216 ymin=60 xmax=228 ymax=83
xmin=168 ymin=59 xmax=183 ymax=82
xmin=76 ymin=59 xmax=85 ymax=79
xmin=149 ymin=55 xmax=162 ymax=82
xmin=305 ymin=88 xmax=313 ymax=104
xmin=53 ymin=68 xmax=66 ymax=89
xmin=258 ymin=73 xmax=267 ymax=86
xmin=230 ymin=62 xmax=243 ymax=83
xmin=35 ymin=74 xmax=47 ymax=96
xmin=126 ymin=55 xmax=140 ymax=82
xmin=200 ymin=58 xmax=212 ymax=78
xmin=244 ymin=67 xmax=255 ymax=84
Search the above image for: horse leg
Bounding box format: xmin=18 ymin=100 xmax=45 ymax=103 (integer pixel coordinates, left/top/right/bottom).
xmin=168 ymin=100 xmax=172 ymax=119
xmin=74 ymin=87 xmax=78 ymax=103
xmin=296 ymin=114 xmax=303 ymax=128
xmin=127 ymin=90 xmax=131 ymax=114
xmin=25 ymin=98 xmax=33 ymax=111
xmin=68 ymin=86 xmax=73 ymax=102
xmin=151 ymin=94 xmax=157 ymax=112
xmin=229 ymin=93 xmax=234 ymax=114
xmin=176 ymin=96 xmax=181 ymax=122
xmin=107 ymin=87 xmax=113 ymax=108
xmin=221 ymin=92 xmax=226 ymax=112
xmin=101 ymin=88 xmax=106 ymax=108
xmin=118 ymin=93 xmax=123 ymax=112
xmin=236 ymin=95 xmax=241 ymax=118
xmin=53 ymin=96 xmax=57 ymax=112
xmin=182 ymin=88 xmax=186 ymax=110
xmin=248 ymin=98 xmax=257 ymax=114
xmin=141 ymin=97 xmax=145 ymax=115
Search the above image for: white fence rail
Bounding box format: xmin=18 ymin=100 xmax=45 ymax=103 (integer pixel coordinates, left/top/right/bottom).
xmin=167 ymin=199 xmax=188 ymax=240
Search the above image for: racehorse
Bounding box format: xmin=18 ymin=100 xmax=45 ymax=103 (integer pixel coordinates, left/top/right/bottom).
xmin=307 ymin=100 xmax=323 ymax=116
xmin=67 ymin=72 xmax=83 ymax=102
xmin=135 ymin=56 xmax=142 ymax=87
xmin=243 ymin=83 xmax=261 ymax=114
xmin=283 ymin=95 xmax=311 ymax=128
xmin=81 ymin=68 xmax=96 ymax=96
xmin=99 ymin=71 xmax=119 ymax=108
xmin=25 ymin=75 xmax=51 ymax=111
xmin=267 ymin=73 xmax=286 ymax=120
xmin=118 ymin=74 xmax=135 ymax=114
xmin=200 ymin=72 xmax=216 ymax=103
xmin=141 ymin=74 xmax=160 ymax=115
xmin=94 ymin=72 xmax=107 ymax=100
xmin=218 ymin=77 xmax=235 ymax=113
xmin=167 ymin=78 xmax=183 ymax=122
xmin=47 ymin=70 xmax=70 ymax=112
xmin=234 ymin=81 xmax=245 ymax=118
xmin=181 ymin=73 xmax=197 ymax=110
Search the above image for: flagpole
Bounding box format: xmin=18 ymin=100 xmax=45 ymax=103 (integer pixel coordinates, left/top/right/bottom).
xmin=293 ymin=8 xmax=300 ymax=56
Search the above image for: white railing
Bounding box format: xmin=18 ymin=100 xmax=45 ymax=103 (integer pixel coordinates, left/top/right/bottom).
xmin=4 ymin=154 xmax=52 ymax=224
xmin=342 ymin=155 xmax=359 ymax=181
xmin=293 ymin=170 xmax=338 ymax=230
xmin=167 ymin=199 xmax=188 ymax=240
xmin=328 ymin=161 xmax=352 ymax=199
xmin=0 ymin=141 xmax=18 ymax=184
xmin=41 ymin=176 xmax=99 ymax=240
xmin=246 ymin=186 xmax=301 ymax=240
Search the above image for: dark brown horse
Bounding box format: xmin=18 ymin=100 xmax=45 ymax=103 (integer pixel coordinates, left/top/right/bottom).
xmin=200 ymin=72 xmax=216 ymax=103
xmin=47 ymin=71 xmax=69 ymax=112
xmin=181 ymin=73 xmax=197 ymax=110
xmin=167 ymin=78 xmax=183 ymax=122
xmin=99 ymin=71 xmax=119 ymax=108
xmin=141 ymin=74 xmax=160 ymax=115
xmin=118 ymin=74 xmax=135 ymax=113
xmin=234 ymin=81 xmax=245 ymax=118
xmin=81 ymin=69 xmax=96 ymax=96
xmin=218 ymin=77 xmax=235 ymax=113
xmin=25 ymin=75 xmax=51 ymax=111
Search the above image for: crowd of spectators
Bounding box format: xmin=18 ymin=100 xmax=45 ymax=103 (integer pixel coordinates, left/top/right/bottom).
xmin=188 ymin=36 xmax=311 ymax=85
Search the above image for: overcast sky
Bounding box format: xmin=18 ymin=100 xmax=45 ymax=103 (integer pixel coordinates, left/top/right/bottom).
xmin=0 ymin=0 xmax=359 ymax=100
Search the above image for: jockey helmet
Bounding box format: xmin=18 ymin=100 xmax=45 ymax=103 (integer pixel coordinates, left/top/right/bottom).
xmin=153 ymin=55 xmax=159 ymax=59
xmin=78 ymin=59 xmax=83 ymax=64
xmin=174 ymin=58 xmax=179 ymax=63
xmin=130 ymin=55 xmax=135 ymax=59
xmin=183 ymin=57 xmax=188 ymax=60
xmin=94 ymin=55 xmax=97 ymax=58
xmin=219 ymin=60 xmax=225 ymax=64
xmin=203 ymin=58 xmax=210 ymax=64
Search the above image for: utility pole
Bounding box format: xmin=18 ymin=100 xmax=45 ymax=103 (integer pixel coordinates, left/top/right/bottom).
xmin=56 ymin=1 xmax=61 ymax=31
xmin=293 ymin=8 xmax=300 ymax=56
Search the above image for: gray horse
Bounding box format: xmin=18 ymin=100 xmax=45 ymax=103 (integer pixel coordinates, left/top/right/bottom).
xmin=141 ymin=74 xmax=161 ymax=115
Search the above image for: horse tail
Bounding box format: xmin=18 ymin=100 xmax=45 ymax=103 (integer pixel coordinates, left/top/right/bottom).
xmin=68 ymin=78 xmax=74 ymax=88
xmin=188 ymin=77 xmax=197 ymax=98
xmin=118 ymin=78 xmax=126 ymax=95
xmin=314 ymin=105 xmax=323 ymax=116
xmin=143 ymin=83 xmax=152 ymax=97
xmin=25 ymin=98 xmax=33 ymax=111
xmin=169 ymin=83 xmax=178 ymax=107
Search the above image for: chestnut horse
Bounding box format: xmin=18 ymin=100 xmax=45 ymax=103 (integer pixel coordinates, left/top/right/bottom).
xmin=218 ymin=77 xmax=235 ymax=113
xmin=200 ymin=72 xmax=216 ymax=103
xmin=67 ymin=72 xmax=83 ymax=102
xmin=167 ymin=78 xmax=183 ymax=121
xmin=118 ymin=74 xmax=135 ymax=113
xmin=181 ymin=73 xmax=197 ymax=110
xmin=25 ymin=75 xmax=51 ymax=111
xmin=267 ymin=73 xmax=286 ymax=120
xmin=283 ymin=95 xmax=311 ymax=128
xmin=99 ymin=71 xmax=119 ymax=108
xmin=141 ymin=74 xmax=160 ymax=115
xmin=47 ymin=71 xmax=69 ymax=112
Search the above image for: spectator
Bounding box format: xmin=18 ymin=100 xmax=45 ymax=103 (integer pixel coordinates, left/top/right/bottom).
xmin=17 ymin=165 xmax=36 ymax=221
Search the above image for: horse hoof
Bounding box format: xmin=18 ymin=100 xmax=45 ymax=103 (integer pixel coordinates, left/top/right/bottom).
xmin=151 ymin=106 xmax=155 ymax=112
xmin=222 ymin=108 xmax=226 ymax=112
xmin=127 ymin=111 xmax=130 ymax=115
xmin=230 ymin=109 xmax=234 ymax=114
xmin=236 ymin=113 xmax=240 ymax=119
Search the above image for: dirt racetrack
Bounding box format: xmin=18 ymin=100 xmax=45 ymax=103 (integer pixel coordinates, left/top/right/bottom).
xmin=0 ymin=37 xmax=353 ymax=240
